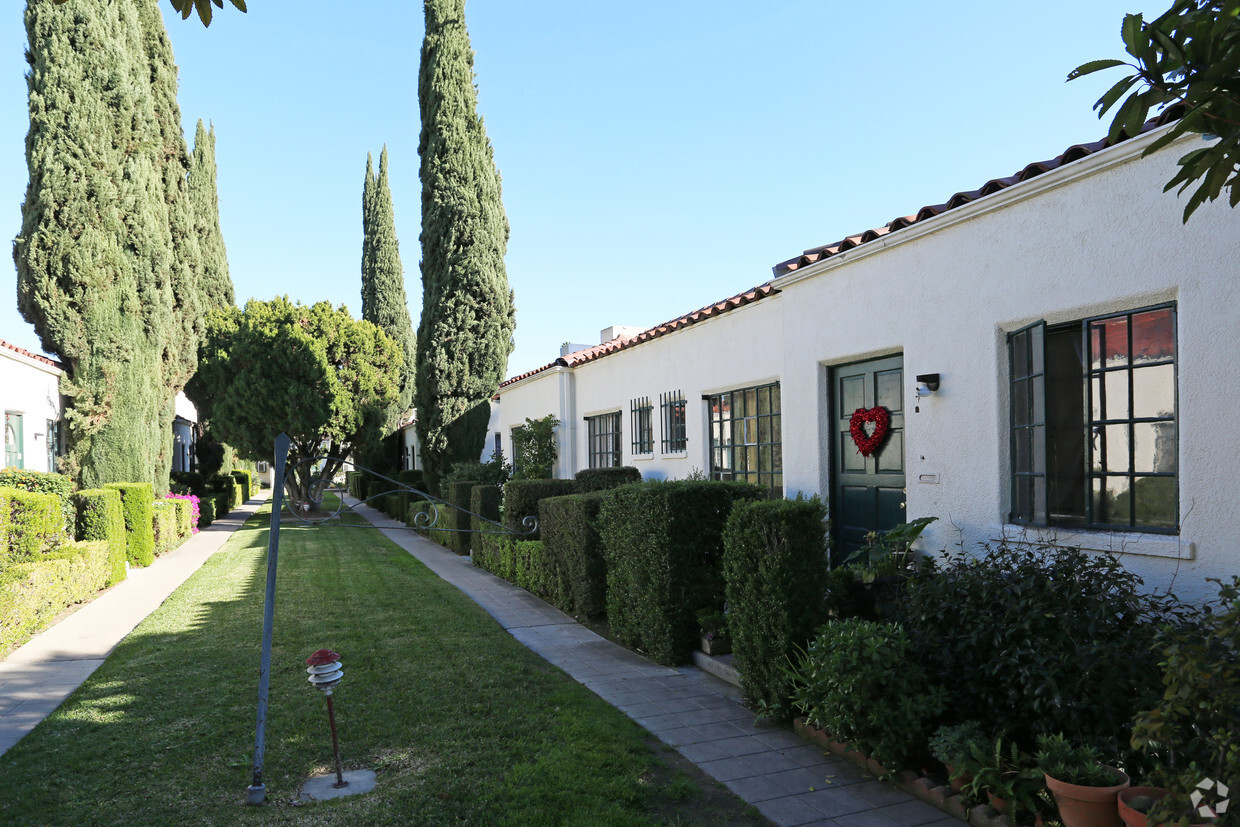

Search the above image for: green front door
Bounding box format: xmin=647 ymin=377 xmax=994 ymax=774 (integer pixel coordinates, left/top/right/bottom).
xmin=830 ymin=355 xmax=905 ymax=563
xmin=5 ymin=411 xmax=23 ymax=469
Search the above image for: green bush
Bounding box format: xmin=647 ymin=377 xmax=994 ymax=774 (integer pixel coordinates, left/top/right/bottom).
xmin=345 ymin=470 xmax=364 ymax=499
xmin=170 ymin=471 xmax=206 ymax=497
xmin=443 ymin=480 xmax=481 ymax=555
xmin=74 ymin=488 xmax=127 ymax=587
xmin=0 ymin=468 xmax=74 ymax=537
xmin=446 ymin=451 xmax=510 ymax=487
xmin=205 ymin=474 xmax=239 ymax=511
xmin=599 ymin=480 xmax=764 ymax=665
xmin=722 ymin=495 xmax=830 ymax=718
xmin=214 ymin=492 xmax=231 ymax=519
xmin=408 ymin=500 xmax=453 ymax=548
xmin=899 ymin=542 xmax=1185 ymax=751
xmin=511 ymin=415 xmax=559 ymax=480
xmin=168 ymin=497 xmax=192 ymax=541
xmin=198 ymin=495 xmax=216 ymax=529
xmin=503 ymin=479 xmax=576 ymax=541
xmin=230 ymin=470 xmax=251 ymax=503
xmin=573 ymin=466 xmax=641 ymax=493
xmin=104 ymin=483 xmax=156 ymax=568
xmin=539 ymin=491 xmax=610 ymax=618
xmin=788 ymin=619 xmax=946 ymax=771
xmin=0 ymin=540 xmax=110 ymax=652
xmin=2 ymin=487 xmax=64 ymax=565
xmin=152 ymin=500 xmax=179 ymax=556
xmin=397 ymin=469 xmax=426 ymax=494
xmin=472 ymin=538 xmax=569 ymax=607
xmin=469 ymin=484 xmax=503 ymax=562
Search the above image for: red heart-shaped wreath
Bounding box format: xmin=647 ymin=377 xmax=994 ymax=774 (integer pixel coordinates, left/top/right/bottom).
xmin=849 ymin=406 xmax=891 ymax=457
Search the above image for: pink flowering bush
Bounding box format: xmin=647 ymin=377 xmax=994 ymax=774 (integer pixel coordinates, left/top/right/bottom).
xmin=165 ymin=493 xmax=201 ymax=535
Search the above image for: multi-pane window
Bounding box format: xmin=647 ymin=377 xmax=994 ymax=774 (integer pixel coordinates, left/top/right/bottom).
xmin=1009 ymin=304 xmax=1177 ymax=532
xmin=46 ymin=418 xmax=61 ymax=473
xmin=586 ymin=411 xmax=622 ymax=468
xmin=707 ymin=382 xmax=782 ymax=495
xmin=630 ymin=397 xmax=653 ymax=455
xmin=660 ymin=391 xmax=687 ymax=453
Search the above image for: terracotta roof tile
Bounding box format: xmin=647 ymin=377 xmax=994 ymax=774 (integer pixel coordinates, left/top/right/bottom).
xmin=0 ymin=339 xmax=61 ymax=370
xmin=771 ymin=110 xmax=1183 ymax=276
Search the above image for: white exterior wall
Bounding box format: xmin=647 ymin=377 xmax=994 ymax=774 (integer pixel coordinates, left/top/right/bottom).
xmin=0 ymin=346 xmax=63 ymax=473
xmin=497 ymin=129 xmax=1239 ymax=601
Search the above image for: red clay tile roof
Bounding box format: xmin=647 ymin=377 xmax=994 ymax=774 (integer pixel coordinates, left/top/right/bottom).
xmin=499 ymin=281 xmax=779 ymax=388
xmin=0 ymin=338 xmax=62 ymax=370
xmin=500 ymin=110 xmax=1183 ymax=390
xmin=771 ymin=110 xmax=1183 ymax=276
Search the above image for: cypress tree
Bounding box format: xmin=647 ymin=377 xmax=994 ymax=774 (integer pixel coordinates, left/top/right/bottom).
xmin=361 ymin=146 xmax=416 ymax=422
xmin=416 ymin=0 xmax=516 ymax=492
xmin=15 ymin=0 xmax=172 ymax=490
xmin=190 ymin=119 xmax=233 ymax=313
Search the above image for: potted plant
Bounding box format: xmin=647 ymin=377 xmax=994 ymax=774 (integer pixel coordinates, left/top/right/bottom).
xmin=696 ymin=608 xmax=731 ymax=656
xmin=965 ymin=736 xmax=1045 ymax=822
xmin=928 ymin=720 xmax=986 ymax=792
xmin=1036 ymin=733 xmax=1130 ymax=827
xmin=1117 ymin=787 xmax=1171 ymax=827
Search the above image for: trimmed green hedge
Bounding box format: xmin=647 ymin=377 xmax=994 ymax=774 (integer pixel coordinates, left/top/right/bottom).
xmin=469 ymin=484 xmax=503 ymax=561
xmin=539 ymin=491 xmax=610 ymax=619
xmin=74 ymin=488 xmax=127 ymax=587
xmin=409 ymin=500 xmax=453 ymax=548
xmin=0 ymin=540 xmax=110 ymax=652
xmin=198 ymin=496 xmax=216 ymax=529
xmin=152 ymin=500 xmax=179 ymax=556
xmin=502 ymin=479 xmax=576 ymax=541
xmin=104 ymin=483 xmax=156 ymax=567
xmin=1 ymin=487 xmax=63 ymax=566
xmin=345 ymin=470 xmax=364 ymax=499
xmin=574 ymin=466 xmax=641 ymax=493
xmin=214 ymin=492 xmax=231 ymax=519
xmin=0 ymin=468 xmax=74 ymax=536
xmin=230 ymin=470 xmax=251 ymax=503
xmin=444 ymin=480 xmax=480 ymax=555
xmin=722 ymin=496 xmax=831 ymax=717
xmin=170 ymin=471 xmax=206 ymax=497
xmin=599 ymin=480 xmax=764 ymax=665
xmin=168 ymin=497 xmax=192 ymax=541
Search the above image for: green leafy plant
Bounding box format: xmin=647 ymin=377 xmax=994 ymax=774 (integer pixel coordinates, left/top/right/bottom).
xmin=843 ymin=516 xmax=937 ymax=571
xmin=1035 ymin=733 xmax=1122 ymax=787
xmin=787 ymin=619 xmax=947 ymax=772
xmin=964 ymin=737 xmax=1046 ymax=821
xmin=929 ymin=721 xmax=988 ymax=770
xmin=695 ymin=608 xmax=729 ymax=641
xmin=445 ymin=448 xmax=511 ymax=487
xmin=1069 ymin=0 xmax=1240 ymax=221
xmin=511 ymin=415 xmax=559 ymax=480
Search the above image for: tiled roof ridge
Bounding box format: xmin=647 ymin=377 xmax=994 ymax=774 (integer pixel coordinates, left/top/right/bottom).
xmin=772 ymin=108 xmax=1184 ymax=276
xmin=499 ymin=281 xmax=779 ymax=388
xmin=0 ymin=338 xmax=62 ymax=369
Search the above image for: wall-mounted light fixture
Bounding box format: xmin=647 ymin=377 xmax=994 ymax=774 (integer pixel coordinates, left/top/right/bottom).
xmin=915 ymin=373 xmax=940 ymax=396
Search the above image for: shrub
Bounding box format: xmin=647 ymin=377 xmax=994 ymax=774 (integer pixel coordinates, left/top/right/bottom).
xmin=539 ymin=491 xmax=610 ymax=618
xmin=152 ymin=500 xmax=179 ymax=555
xmin=230 ymin=470 xmax=251 ymax=503
xmin=469 ymin=484 xmax=503 ymax=561
xmin=511 ymin=415 xmax=559 ymax=479
xmin=1132 ymin=576 xmax=1240 ymax=822
xmin=788 ymin=619 xmax=946 ymax=771
xmin=397 ymin=469 xmax=426 ymax=495
xmin=104 ymin=483 xmax=156 ymax=568
xmin=1 ymin=488 xmax=63 ymax=565
xmin=408 ymin=500 xmax=452 ymax=548
xmin=502 ymin=479 xmax=576 ymax=541
xmin=473 ymin=538 xmax=569 ymax=607
xmin=722 ymin=495 xmax=830 ymax=718
xmin=573 ymin=466 xmax=641 ymax=493
xmin=198 ymin=495 xmax=216 ymax=529
xmin=206 ymin=474 xmax=239 ymax=510
xmin=899 ymin=542 xmax=1184 ymax=751
xmin=74 ymin=488 xmax=127 ymax=586
xmin=0 ymin=539 xmax=110 ymax=651
xmin=598 ymin=480 xmax=764 ymax=665
xmin=166 ymin=493 xmax=200 ymax=535
xmin=345 ymin=470 xmax=364 ymax=499
xmin=0 ymin=468 xmax=74 ymax=537
xmin=442 ymin=480 xmax=481 ymax=554
xmin=446 ymin=451 xmax=510 ymax=487
xmin=170 ymin=471 xmax=206 ymax=497
xmin=215 ymin=492 xmax=231 ymax=519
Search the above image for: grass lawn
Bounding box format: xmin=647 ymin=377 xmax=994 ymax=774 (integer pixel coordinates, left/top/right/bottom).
xmin=0 ymin=502 xmax=766 ymax=826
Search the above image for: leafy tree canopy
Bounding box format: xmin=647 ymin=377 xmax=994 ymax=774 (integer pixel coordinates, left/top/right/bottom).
xmin=1070 ymin=0 xmax=1240 ymax=220
xmin=54 ymin=0 xmax=246 ymax=27
xmin=186 ymin=297 xmax=399 ymax=509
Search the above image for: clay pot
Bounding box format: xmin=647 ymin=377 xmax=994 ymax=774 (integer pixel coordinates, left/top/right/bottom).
xmin=1118 ymin=786 xmax=1169 ymax=827
xmin=1045 ymin=766 xmax=1129 ymax=827
xmin=945 ymin=763 xmax=973 ymax=793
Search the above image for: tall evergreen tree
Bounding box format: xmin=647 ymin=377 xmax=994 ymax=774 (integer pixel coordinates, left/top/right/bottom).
xmin=416 ymin=0 xmax=515 ymax=492
xmin=15 ymin=0 xmax=173 ymax=489
xmin=190 ymin=119 xmax=233 ymax=312
xmin=361 ymin=146 xmax=416 ymax=422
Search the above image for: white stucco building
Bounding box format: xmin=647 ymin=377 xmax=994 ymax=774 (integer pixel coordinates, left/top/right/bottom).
xmin=496 ymin=117 xmax=1239 ymax=601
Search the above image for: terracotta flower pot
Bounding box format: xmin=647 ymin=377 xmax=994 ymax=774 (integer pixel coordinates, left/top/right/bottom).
xmin=1045 ymin=766 xmax=1129 ymax=827
xmin=1118 ymin=786 xmax=1169 ymax=827
xmin=945 ymin=763 xmax=973 ymax=793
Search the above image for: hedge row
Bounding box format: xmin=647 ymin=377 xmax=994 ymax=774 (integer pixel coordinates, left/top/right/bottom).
xmin=0 ymin=468 xmax=74 ymax=536
xmin=74 ymin=488 xmax=128 ymax=587
xmin=538 ymin=490 xmax=610 ymax=618
xmin=1 ymin=487 xmax=63 ymax=567
xmin=0 ymin=540 xmax=110 ymax=652
xmin=152 ymin=500 xmax=179 ymax=556
xmin=104 ymin=483 xmax=155 ymax=567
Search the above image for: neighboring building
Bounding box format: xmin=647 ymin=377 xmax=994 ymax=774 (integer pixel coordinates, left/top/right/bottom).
xmin=1 ymin=339 xmax=64 ymax=473
xmin=1 ymin=337 xmax=199 ymax=478
xmin=496 ymin=117 xmax=1239 ymax=601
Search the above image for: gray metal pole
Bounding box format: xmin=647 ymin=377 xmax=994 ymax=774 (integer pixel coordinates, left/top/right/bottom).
xmin=246 ymin=433 xmax=290 ymax=805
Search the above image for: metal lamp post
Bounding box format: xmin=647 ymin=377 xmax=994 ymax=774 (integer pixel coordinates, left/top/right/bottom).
xmin=305 ymin=649 xmax=347 ymax=789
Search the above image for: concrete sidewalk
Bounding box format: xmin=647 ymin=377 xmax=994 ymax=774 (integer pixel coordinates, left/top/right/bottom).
xmin=0 ymin=493 xmax=269 ymax=757
xmin=354 ymin=498 xmax=959 ymax=827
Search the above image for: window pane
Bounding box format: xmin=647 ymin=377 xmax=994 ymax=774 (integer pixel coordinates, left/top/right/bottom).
xmin=1013 ymin=430 xmax=1032 ymax=473
xmin=1014 ymin=379 xmax=1031 ymax=427
xmin=1103 ymin=424 xmax=1131 ymax=473
xmin=1091 ymin=316 xmax=1129 ymax=370
xmin=746 ymin=445 xmax=758 ymax=473
xmin=744 ymin=389 xmax=757 ymax=417
xmin=1133 ymin=421 xmax=1176 ymax=474
xmin=758 ymin=387 xmax=770 ymax=416
xmin=1093 ymin=475 xmax=1132 ymax=525
xmin=771 ymin=386 xmax=781 ymax=414
xmin=1133 ymin=476 xmax=1176 ymax=528
xmin=1132 ymin=307 xmax=1174 ymax=364
xmin=877 ymin=371 xmax=902 ymax=412
xmin=1132 ymin=364 xmax=1175 ymax=418
xmin=1013 ymin=331 xmax=1030 ymax=378
xmin=758 ymin=416 xmax=771 ymax=444
xmin=1091 ymin=372 xmax=1130 ymax=422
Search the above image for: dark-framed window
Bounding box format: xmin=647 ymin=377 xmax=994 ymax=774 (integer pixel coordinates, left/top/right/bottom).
xmin=586 ymin=411 xmax=622 ymax=468
xmin=46 ymin=418 xmax=62 ymax=473
xmin=630 ymin=397 xmax=653 ymax=455
xmin=707 ymin=382 xmax=781 ymax=495
xmin=660 ymin=391 xmax=687 ymax=453
xmin=1009 ymin=303 xmax=1177 ymax=532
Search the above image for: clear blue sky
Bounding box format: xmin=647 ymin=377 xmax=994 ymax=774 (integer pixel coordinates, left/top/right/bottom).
xmin=0 ymin=1 xmax=1163 ymax=379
